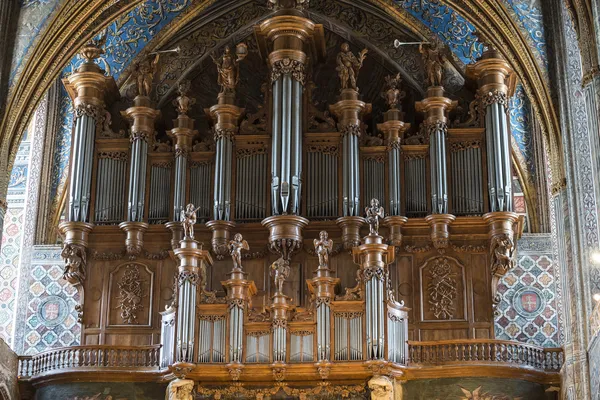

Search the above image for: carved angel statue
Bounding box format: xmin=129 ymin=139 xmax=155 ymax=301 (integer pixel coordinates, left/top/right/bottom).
xmin=381 ymin=73 xmax=405 ymax=109
xmin=165 ymin=379 xmax=194 ymax=400
xmin=419 ymin=43 xmax=446 ymax=87
xmin=134 ymin=54 xmax=161 ymax=97
xmin=368 ymin=376 xmax=394 ymax=400
xmin=229 ymin=233 xmax=249 ymax=271
xmin=365 ymin=198 xmax=385 ymax=236
xmin=61 ymin=243 xmax=87 ymax=286
xmin=180 ymin=203 xmax=201 ymax=240
xmin=490 ymin=234 xmax=515 ymax=276
xmin=314 ymin=231 xmax=333 ymax=269
xmin=336 ymin=43 xmax=368 ymax=91
xmin=211 ymin=45 xmax=246 ymax=94
xmin=173 ymin=80 xmax=196 ymax=115
xmin=270 ymin=257 xmax=290 ymax=295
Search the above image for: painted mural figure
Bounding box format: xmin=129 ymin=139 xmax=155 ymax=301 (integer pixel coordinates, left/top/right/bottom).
xmin=365 ymin=198 xmax=385 ymax=235
xmin=419 ymin=43 xmax=445 ymax=87
xmin=166 ymin=379 xmax=195 ymax=400
xmin=314 ymin=230 xmax=333 ymax=269
xmin=229 ymin=233 xmax=249 ymax=271
xmin=134 ymin=54 xmax=160 ymax=97
xmin=270 ymin=257 xmax=290 ymax=295
xmin=181 ymin=203 xmax=200 ymax=240
xmin=336 ymin=42 xmax=368 ymax=91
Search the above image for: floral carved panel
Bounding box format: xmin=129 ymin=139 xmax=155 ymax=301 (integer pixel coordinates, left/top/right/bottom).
xmin=107 ymin=263 xmax=154 ymax=327
xmin=420 ymin=256 xmax=466 ymax=322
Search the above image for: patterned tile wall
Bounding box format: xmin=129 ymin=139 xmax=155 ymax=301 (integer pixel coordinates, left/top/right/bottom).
xmin=495 ymin=234 xmax=561 ymax=347
xmin=0 ymin=127 xmax=33 ymax=346
xmin=22 ymin=246 xmax=80 ymax=355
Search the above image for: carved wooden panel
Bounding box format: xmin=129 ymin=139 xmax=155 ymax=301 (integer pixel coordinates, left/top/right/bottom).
xmin=107 ymin=262 xmax=154 ymax=327
xmin=419 ymin=256 xmax=466 ymax=322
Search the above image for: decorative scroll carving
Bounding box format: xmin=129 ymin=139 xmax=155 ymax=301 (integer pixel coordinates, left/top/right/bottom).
xmin=173 ymin=80 xmax=196 ymax=114
xmin=90 ymin=249 xmax=125 ymax=261
xmin=236 ymin=146 xmax=267 ymax=157
xmin=75 ymin=103 xmax=104 ymax=121
xmin=79 ymin=33 xmax=106 ymax=63
xmin=336 ymin=43 xmax=368 ymax=91
xmin=271 ymin=318 xmax=288 ymax=330
xmin=247 ymin=308 xmax=270 ymax=322
xmin=360 ymin=133 xmax=384 ymax=147
xmin=192 ymin=138 xmax=215 ymax=152
xmin=490 ymin=234 xmax=515 ymax=277
xmin=451 ymin=243 xmax=487 ymax=253
xmin=317 ymin=364 xmax=331 ymax=380
xmin=427 ymin=257 xmax=458 ymax=319
xmin=368 ymin=375 xmax=394 ymax=400
xmin=291 ymin=309 xmax=314 ymax=322
xmin=365 ymin=198 xmax=385 ymax=236
xmin=404 ymin=244 xmax=432 ymax=253
xmin=307 ymin=103 xmax=337 ymax=132
xmin=229 ymin=233 xmax=249 ymax=272
xmin=481 ymin=89 xmax=509 ymax=109
xmin=339 ymin=123 xmax=362 ymax=137
xmin=130 ymin=130 xmax=153 ymax=143
xmin=336 ymin=269 xmax=363 ymax=300
xmin=267 ymin=0 xmax=309 ymax=10
xmin=178 ymin=271 xmax=200 ymax=286
xmin=381 ymin=73 xmax=405 ymax=109
xmin=403 ymin=133 xmax=428 ymax=145
xmin=166 ymin=378 xmax=195 ymax=400
xmin=197 ymin=382 xmax=365 ymax=400
xmin=143 ymin=248 xmax=170 ymax=260
xmin=425 ymin=120 xmax=448 ymax=136
xmin=419 ymin=43 xmax=446 ymax=87
xmin=271 ymin=58 xmax=306 ymax=85
xmin=450 ymin=140 xmax=481 ymax=152
xmin=115 ymin=264 xmax=145 ymax=324
xmin=240 ymin=106 xmax=268 ymax=134
xmin=97 ymin=151 xmax=128 ymax=161
xmin=200 ymin=289 xmax=226 ymax=304
xmin=272 ymin=366 xmax=286 ymax=382
xmin=228 ymin=298 xmax=245 ymax=309
xmin=454 ymin=97 xmax=482 ymax=128
xmin=61 ymin=243 xmax=87 ymax=286
xmin=152 ymin=140 xmax=172 ymax=153
xmin=228 ymin=365 xmax=243 ymax=381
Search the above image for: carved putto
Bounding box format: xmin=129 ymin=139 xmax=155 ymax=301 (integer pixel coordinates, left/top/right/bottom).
xmin=166 ymin=379 xmax=195 ymax=400
xmin=271 ymin=257 xmax=290 ymax=295
xmin=229 ymin=233 xmax=249 ymax=271
xmin=336 ymin=43 xmax=368 ymax=92
xmin=173 ymin=80 xmax=196 ymax=115
xmin=313 ymin=231 xmax=333 ymax=269
xmin=419 ymin=43 xmax=446 ymax=87
xmin=211 ymin=44 xmax=247 ymax=94
xmin=134 ymin=54 xmax=161 ymax=97
xmin=368 ymin=375 xmax=394 ymax=400
xmin=365 ymin=198 xmax=385 ymax=236
xmin=490 ymin=234 xmax=515 ymax=277
xmin=381 ymin=73 xmax=405 ymax=109
xmin=61 ymin=243 xmax=87 ymax=286
xmin=181 ymin=203 xmax=200 ymax=240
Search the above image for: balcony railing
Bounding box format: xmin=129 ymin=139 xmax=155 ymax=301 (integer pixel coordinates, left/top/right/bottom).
xmin=408 ymin=340 xmax=564 ymax=372
xmin=17 ymin=340 xmax=562 ymax=381
xmin=18 ymin=345 xmax=161 ymax=378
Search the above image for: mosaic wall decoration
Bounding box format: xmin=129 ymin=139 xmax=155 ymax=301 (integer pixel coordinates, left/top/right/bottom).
xmin=495 ymin=234 xmax=561 ymax=347
xmin=510 ymin=84 xmax=536 ymax=178
xmin=0 ymin=127 xmax=32 ymax=346
xmin=22 ymin=246 xmax=80 ymax=355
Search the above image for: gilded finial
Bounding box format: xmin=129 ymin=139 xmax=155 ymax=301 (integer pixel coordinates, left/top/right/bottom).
xmin=173 ymin=80 xmax=196 ymax=115
xmin=381 ymin=73 xmax=406 ymax=110
xmin=79 ymin=30 xmax=106 ymax=64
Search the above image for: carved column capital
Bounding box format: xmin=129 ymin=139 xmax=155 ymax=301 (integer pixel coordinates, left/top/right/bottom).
xmin=270 ymin=57 xmax=306 ymax=85
xmin=480 ymin=89 xmax=509 ymax=109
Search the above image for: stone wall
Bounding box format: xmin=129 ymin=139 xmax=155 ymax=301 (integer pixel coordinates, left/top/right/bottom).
xmin=0 ymin=338 xmax=19 ymax=400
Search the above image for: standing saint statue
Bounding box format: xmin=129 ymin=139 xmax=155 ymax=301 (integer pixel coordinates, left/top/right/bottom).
xmin=419 ymin=43 xmax=446 ymax=87
xmin=229 ymin=233 xmax=249 ymax=271
xmin=180 ymin=203 xmax=200 ymax=240
xmin=313 ymin=231 xmax=333 ymax=269
xmin=336 ymin=43 xmax=368 ymax=91
xmin=270 ymin=257 xmax=290 ymax=295
xmin=134 ymin=54 xmax=161 ymax=97
xmin=365 ymin=198 xmax=385 ymax=236
xmin=211 ymin=45 xmax=246 ymax=94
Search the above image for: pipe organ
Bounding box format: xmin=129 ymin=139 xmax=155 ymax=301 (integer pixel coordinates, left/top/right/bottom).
xmin=58 ymin=2 xmax=525 ymax=390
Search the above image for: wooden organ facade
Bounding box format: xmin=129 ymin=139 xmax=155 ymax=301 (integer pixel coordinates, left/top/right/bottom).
xmin=40 ymin=2 xmax=564 ymax=397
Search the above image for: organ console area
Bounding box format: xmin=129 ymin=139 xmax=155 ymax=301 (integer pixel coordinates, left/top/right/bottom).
xmin=48 ymin=0 xmax=554 ymax=394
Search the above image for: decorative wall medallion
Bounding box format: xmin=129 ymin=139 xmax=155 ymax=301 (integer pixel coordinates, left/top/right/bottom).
xmin=37 ymin=296 xmax=68 ymax=327
xmin=513 ymin=287 xmax=546 ymax=318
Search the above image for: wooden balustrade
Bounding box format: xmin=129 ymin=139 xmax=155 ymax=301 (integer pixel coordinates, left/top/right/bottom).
xmin=18 ymin=345 xmax=161 ymax=378
xmin=407 ymin=340 xmax=563 ymax=372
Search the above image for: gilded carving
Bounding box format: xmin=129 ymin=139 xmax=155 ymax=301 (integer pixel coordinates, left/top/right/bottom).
xmin=61 ymin=243 xmax=87 ymax=286
xmin=450 ymin=140 xmax=481 ymax=152
xmin=481 ymin=89 xmax=509 ymax=109
xmin=178 ymin=271 xmax=200 ymax=286
xmin=361 ymin=134 xmax=384 ymax=147
xmin=229 ymin=233 xmax=249 ymax=271
xmin=336 ymin=43 xmax=368 ymax=91
xmin=339 ymin=123 xmax=362 ymax=137
xmin=115 ymin=264 xmax=146 ymax=324
xmin=166 ymin=378 xmax=195 ymax=400
xmin=419 ymin=43 xmax=446 ymax=87
xmin=173 ymin=80 xmax=196 ymax=115
xmin=425 ymin=120 xmax=448 ymax=137
xmin=213 ymin=127 xmax=237 ymax=142
xmin=133 ymin=54 xmax=161 ymax=97
xmin=381 ymin=73 xmax=405 ymax=109
xmin=211 ymin=45 xmax=247 ymax=94
xmin=271 ymin=57 xmax=306 ymax=85
xmin=75 ymin=103 xmax=105 ymax=121
xmin=368 ymin=375 xmax=394 ymax=400
xmin=427 ymin=257 xmax=458 ymax=320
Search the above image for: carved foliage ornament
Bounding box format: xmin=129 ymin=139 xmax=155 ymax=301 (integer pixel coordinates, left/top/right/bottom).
xmin=178 ymin=270 xmax=200 ymax=286
xmin=481 ymin=89 xmax=509 ymax=109
xmin=116 ymin=264 xmax=146 ymax=324
xmin=130 ymin=130 xmax=153 ymax=143
xmin=339 ymin=123 xmax=362 ymax=137
xmin=271 ymin=58 xmax=306 ymax=85
xmin=75 ymin=103 xmax=105 ymax=123
xmin=427 ymin=257 xmax=458 ymax=320
xmin=213 ymin=127 xmax=237 ymax=142
xmin=425 ymin=120 xmax=448 ymax=137
xmin=61 ymin=243 xmax=87 ymax=286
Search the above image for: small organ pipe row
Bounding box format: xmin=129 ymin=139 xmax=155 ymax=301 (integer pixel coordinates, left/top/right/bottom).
xmin=485 ymin=100 xmax=512 ymax=212
xmin=127 ymin=133 xmax=149 ymax=222
xmin=213 ymin=132 xmax=234 ymax=220
xmin=235 ymin=152 xmax=268 ymax=221
xmin=190 ymin=162 xmax=214 ymax=222
xmin=451 ymin=144 xmax=484 ymax=216
xmin=365 ymin=276 xmax=385 ymax=360
xmin=148 ymin=163 xmax=172 ymax=224
xmin=173 ymin=151 xmax=187 ymax=221
xmin=316 ymin=303 xmax=330 ymax=361
xmin=364 ymin=158 xmax=385 ymax=212
xmin=404 ymin=156 xmax=427 ymax=217
xmin=94 ymin=152 xmax=127 ymax=224
xmin=176 ymin=275 xmax=197 ymax=363
xmin=228 ymin=305 xmax=244 ymax=363
xmin=68 ymin=111 xmax=97 ymax=222
xmin=429 ymin=122 xmax=449 ymax=214
xmin=342 ymin=128 xmax=361 ymax=216
xmin=306 ymin=150 xmax=338 ymax=218
xmin=271 ymin=76 xmax=303 ymax=215
xmin=272 ymin=323 xmax=287 ymax=362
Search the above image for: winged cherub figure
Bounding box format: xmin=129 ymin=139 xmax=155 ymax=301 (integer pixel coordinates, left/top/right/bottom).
xmin=365 ymin=198 xmax=385 ymax=236
xmin=314 ymin=231 xmax=333 ymax=269
xmin=229 ymin=233 xmax=249 ymax=271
